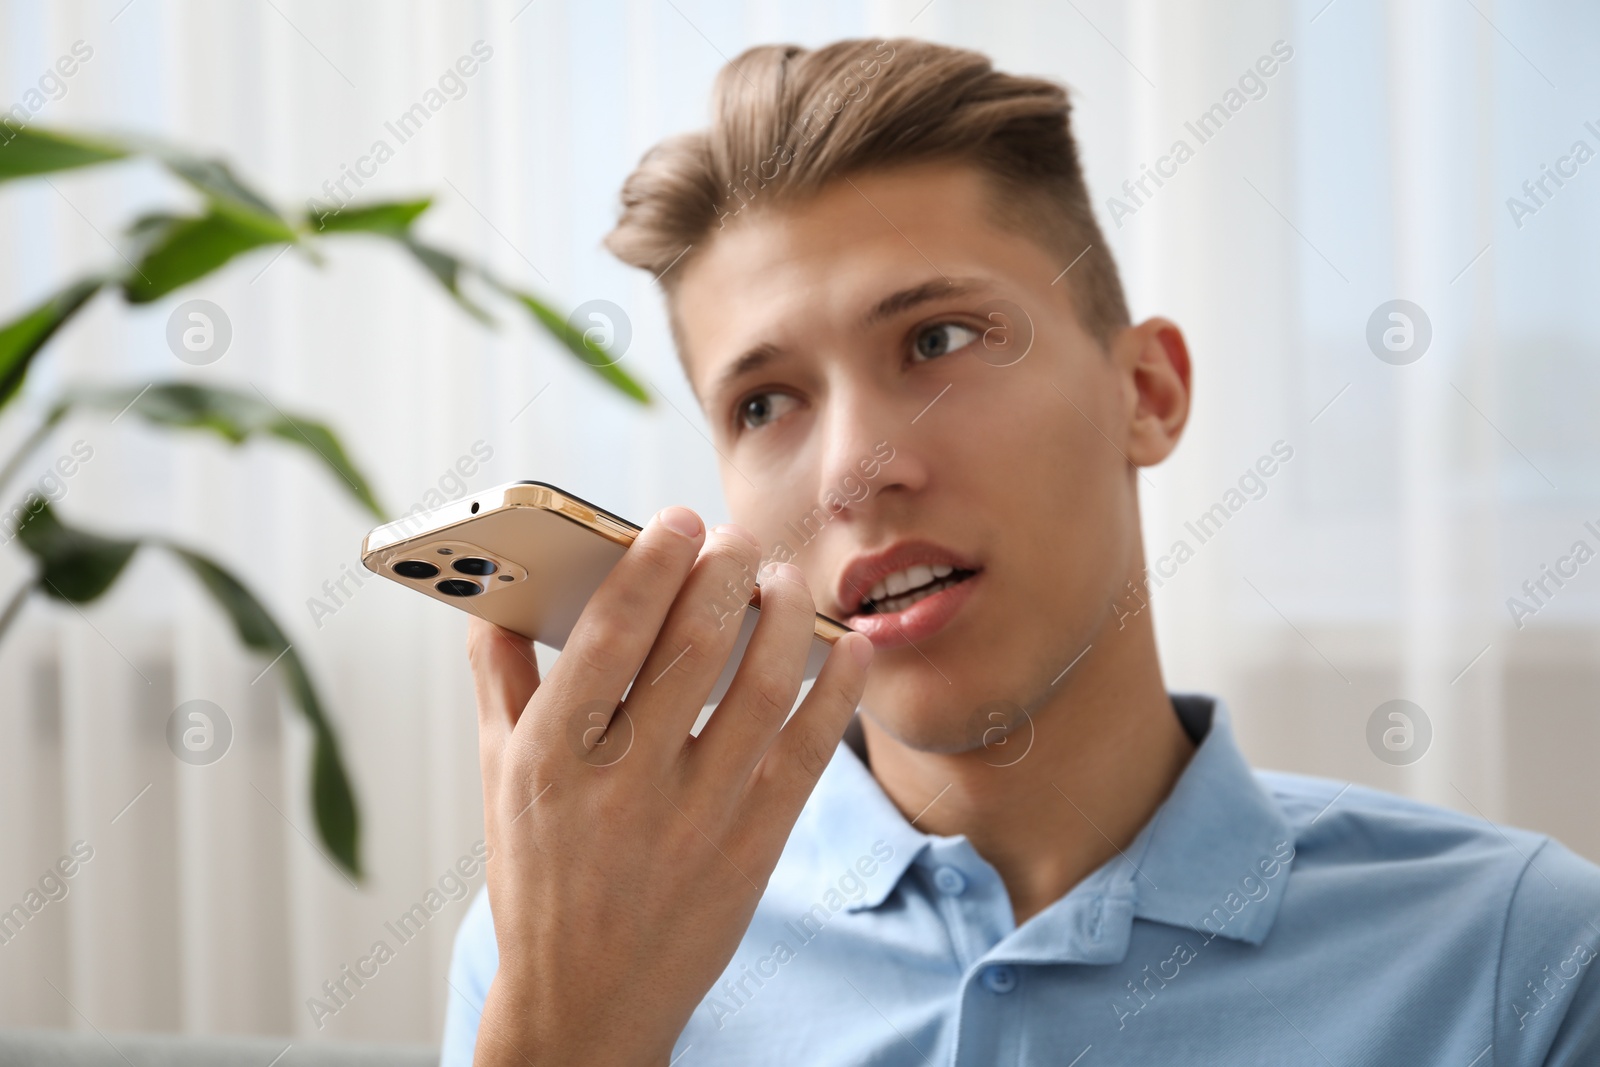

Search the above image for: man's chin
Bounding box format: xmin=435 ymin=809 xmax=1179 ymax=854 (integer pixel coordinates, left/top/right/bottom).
xmin=858 ymin=705 xmax=987 ymax=757
xmin=858 ymin=690 xmax=1036 ymax=759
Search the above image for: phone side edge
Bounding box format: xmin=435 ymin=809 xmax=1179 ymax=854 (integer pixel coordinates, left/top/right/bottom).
xmin=359 ymin=479 xmax=851 ymax=647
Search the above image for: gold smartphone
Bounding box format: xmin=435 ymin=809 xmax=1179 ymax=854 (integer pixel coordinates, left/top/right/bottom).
xmin=360 ymin=481 xmax=851 ymax=705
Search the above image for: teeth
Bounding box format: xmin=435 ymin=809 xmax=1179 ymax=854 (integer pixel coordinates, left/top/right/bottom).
xmin=858 ymin=563 xmax=968 ymax=613
xmin=876 ymin=584 xmax=942 ymax=615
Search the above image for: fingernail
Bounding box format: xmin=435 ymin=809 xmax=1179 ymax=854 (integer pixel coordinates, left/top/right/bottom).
xmin=658 ymin=506 xmax=703 ymax=539
xmin=712 ymin=523 xmax=760 ymax=547
xmin=846 ymin=632 xmax=874 ymax=668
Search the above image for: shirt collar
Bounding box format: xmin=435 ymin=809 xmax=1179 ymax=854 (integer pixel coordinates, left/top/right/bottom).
xmin=798 ymin=715 xmax=929 ymax=911
xmin=802 ymin=693 xmax=1295 ymax=947
xmin=1120 ymin=694 xmax=1296 ymax=946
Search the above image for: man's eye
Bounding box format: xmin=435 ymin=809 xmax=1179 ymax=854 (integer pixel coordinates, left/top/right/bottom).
xmin=737 ymin=391 xmax=798 ymax=430
xmin=912 ymin=322 xmax=980 ymax=361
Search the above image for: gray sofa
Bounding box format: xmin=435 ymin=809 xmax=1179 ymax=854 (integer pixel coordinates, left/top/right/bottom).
xmin=0 ymin=1029 xmax=436 ymax=1066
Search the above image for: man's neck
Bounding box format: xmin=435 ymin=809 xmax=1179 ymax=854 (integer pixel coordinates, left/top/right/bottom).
xmin=859 ymin=613 xmax=1195 ymax=925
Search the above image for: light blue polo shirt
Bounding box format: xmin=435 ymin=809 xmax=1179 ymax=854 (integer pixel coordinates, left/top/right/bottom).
xmin=441 ymin=694 xmax=1600 ymax=1065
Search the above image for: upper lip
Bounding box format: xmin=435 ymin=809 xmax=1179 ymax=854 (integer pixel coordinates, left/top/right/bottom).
xmin=834 ymin=540 xmax=981 ymax=616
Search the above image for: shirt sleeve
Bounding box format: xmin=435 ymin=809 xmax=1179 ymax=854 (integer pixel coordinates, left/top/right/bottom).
xmin=440 ymin=884 xmax=500 ymax=1067
xmin=1494 ymin=837 xmax=1600 ymax=1066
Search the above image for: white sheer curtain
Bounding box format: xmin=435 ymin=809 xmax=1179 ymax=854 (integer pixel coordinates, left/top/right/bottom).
xmin=1 ymin=0 xmax=1594 ymax=1046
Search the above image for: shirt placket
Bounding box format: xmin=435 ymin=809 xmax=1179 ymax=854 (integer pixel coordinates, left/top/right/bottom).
xmin=913 ymin=839 xmax=1025 ymax=1067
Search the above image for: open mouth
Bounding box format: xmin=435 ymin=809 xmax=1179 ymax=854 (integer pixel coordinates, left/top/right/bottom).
xmin=855 ymin=564 xmax=979 ymax=616
xmin=836 ymin=542 xmax=983 ymax=649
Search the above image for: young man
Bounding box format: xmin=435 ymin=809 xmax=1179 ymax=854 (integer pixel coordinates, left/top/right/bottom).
xmin=442 ymin=39 xmax=1600 ymax=1065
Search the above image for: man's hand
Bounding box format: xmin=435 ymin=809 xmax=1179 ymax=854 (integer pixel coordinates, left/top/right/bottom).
xmin=466 ymin=507 xmax=874 ymax=1066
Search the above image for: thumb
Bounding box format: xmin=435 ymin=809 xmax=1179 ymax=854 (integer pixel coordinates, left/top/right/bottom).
xmin=466 ymin=618 xmax=542 ymax=738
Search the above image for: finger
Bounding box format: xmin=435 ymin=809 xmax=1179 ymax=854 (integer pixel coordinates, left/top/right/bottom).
xmin=626 ymin=524 xmax=764 ymax=761
xmin=466 ymin=618 xmax=541 ymax=740
xmin=689 ymin=562 xmax=816 ymax=786
xmin=531 ymin=506 xmax=705 ymax=743
xmin=746 ymin=631 xmax=873 ymax=829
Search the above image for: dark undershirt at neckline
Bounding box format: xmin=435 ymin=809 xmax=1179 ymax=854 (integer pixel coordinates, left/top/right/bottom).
xmin=842 ymin=693 xmax=1214 ymax=768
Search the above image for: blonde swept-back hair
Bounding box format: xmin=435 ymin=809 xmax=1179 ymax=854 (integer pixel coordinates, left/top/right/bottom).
xmin=604 ymin=37 xmax=1130 ymax=348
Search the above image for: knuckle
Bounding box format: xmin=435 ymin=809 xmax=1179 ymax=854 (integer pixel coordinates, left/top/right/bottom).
xmin=601 ymin=535 xmax=697 ymax=624
xmin=569 ymin=623 xmax=630 ymax=676
xmin=669 ymin=616 xmax=725 ymax=672
xmin=794 ymin=728 xmax=836 ymax=779
xmin=631 ymin=533 xmax=693 ymax=585
xmin=665 ymin=634 xmax=714 ymax=678
xmin=705 ymin=531 xmax=761 ymax=570
xmin=706 ymin=548 xmax=759 ymax=609
xmin=740 ymin=665 xmax=795 ymax=727
xmin=761 ymin=571 xmax=815 ymax=617
xmin=711 ymin=598 xmax=747 ymax=634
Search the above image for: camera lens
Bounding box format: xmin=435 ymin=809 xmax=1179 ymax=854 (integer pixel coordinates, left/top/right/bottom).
xmin=452 ymin=557 xmax=498 ymax=576
xmin=393 ymin=560 xmax=439 ymax=579
xmin=435 ymin=578 xmax=482 ymax=598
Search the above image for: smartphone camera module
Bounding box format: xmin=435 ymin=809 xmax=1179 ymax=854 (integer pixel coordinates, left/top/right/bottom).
xmin=378 ymin=540 xmax=524 ymax=597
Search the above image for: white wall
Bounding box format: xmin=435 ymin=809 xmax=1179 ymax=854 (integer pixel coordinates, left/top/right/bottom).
xmin=1 ymin=0 xmax=1596 ymax=1046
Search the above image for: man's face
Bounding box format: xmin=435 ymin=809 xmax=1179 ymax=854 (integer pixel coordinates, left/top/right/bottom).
xmin=676 ymin=163 xmax=1157 ymax=753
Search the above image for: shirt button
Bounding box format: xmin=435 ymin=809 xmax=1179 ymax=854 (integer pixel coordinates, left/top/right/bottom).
xmin=932 ymin=865 xmax=967 ymax=896
xmin=981 ymin=965 xmax=1018 ymax=995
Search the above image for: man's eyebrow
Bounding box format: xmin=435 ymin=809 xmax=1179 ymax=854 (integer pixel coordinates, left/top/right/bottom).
xmin=710 ymin=341 xmax=784 ymax=400
xmin=863 ymin=276 xmax=988 ymax=327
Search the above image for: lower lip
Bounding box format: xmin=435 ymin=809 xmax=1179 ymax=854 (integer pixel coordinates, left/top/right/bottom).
xmin=846 ymin=573 xmax=980 ymax=650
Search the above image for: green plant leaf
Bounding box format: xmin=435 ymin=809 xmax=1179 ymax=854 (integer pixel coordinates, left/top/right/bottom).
xmin=121 ymin=210 xmax=291 ymax=303
xmin=400 ymin=238 xmax=495 ymax=325
xmin=166 ymin=544 xmax=362 ymax=881
xmin=0 ymin=127 xmax=292 ymax=238
xmin=308 ymin=197 xmax=432 ymax=235
xmin=57 ymin=382 xmax=384 ymax=518
xmin=0 ymin=127 xmax=128 ymax=182
xmin=8 ymin=499 xmax=364 ymax=881
xmin=10 ymin=496 xmax=139 ymax=601
xmin=264 ymin=416 xmax=385 ymax=518
xmin=0 ymin=276 xmax=106 ymax=411
xmin=387 ymin=233 xmax=650 ymax=401
xmin=147 ymin=148 xmax=294 ymax=237
xmin=504 ymin=286 xmax=650 ymax=404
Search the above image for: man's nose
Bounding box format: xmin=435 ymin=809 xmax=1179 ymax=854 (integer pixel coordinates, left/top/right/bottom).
xmin=816 ymin=392 xmax=929 ymax=516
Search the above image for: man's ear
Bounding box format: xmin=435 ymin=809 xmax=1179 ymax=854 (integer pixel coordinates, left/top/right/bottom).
xmin=1113 ymin=317 xmax=1192 ymax=468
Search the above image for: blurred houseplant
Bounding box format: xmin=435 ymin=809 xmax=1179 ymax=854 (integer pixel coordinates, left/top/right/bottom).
xmin=0 ymin=126 xmax=646 ymax=880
